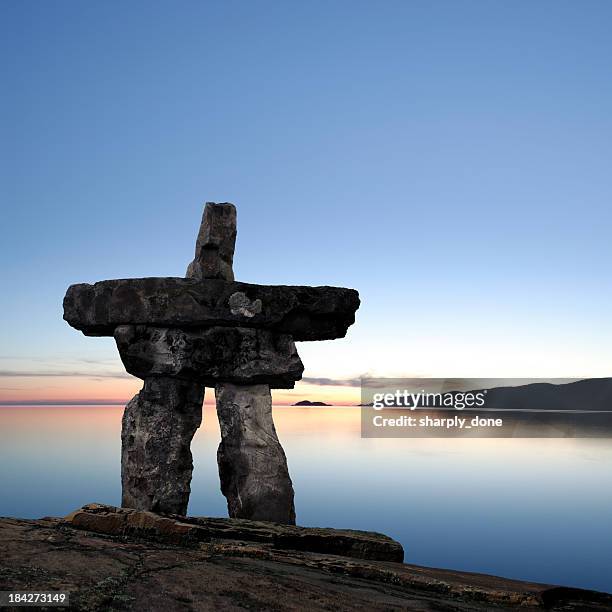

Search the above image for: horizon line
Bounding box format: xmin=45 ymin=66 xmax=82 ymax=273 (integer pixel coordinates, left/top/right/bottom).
xmin=0 ymin=400 xmax=347 ymax=407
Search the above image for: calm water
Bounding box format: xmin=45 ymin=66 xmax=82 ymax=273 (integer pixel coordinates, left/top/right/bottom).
xmin=1 ymin=405 xmax=611 ymax=593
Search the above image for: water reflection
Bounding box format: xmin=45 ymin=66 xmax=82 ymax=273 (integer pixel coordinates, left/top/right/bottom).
xmin=1 ymin=405 xmax=610 ymax=593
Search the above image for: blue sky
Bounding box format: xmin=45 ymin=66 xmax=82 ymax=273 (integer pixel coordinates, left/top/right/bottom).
xmin=2 ymin=1 xmax=612 ymax=402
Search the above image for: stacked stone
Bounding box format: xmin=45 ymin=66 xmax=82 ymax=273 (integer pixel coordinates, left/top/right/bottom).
xmin=63 ymin=203 xmax=359 ymax=524
xmin=185 ymin=203 xmax=295 ymax=524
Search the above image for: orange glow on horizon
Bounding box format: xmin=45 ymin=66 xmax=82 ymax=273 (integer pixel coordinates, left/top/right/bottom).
xmin=0 ymin=376 xmax=360 ymax=406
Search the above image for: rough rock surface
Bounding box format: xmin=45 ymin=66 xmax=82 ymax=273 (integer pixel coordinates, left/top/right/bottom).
xmin=63 ymin=504 xmax=403 ymax=562
xmin=186 ymin=202 xmax=237 ymax=281
xmin=114 ymin=324 xmax=303 ymax=388
xmin=216 ymin=384 xmax=296 ymax=524
xmin=2 ymin=511 xmax=610 ymax=611
xmin=63 ymin=277 xmax=360 ymax=341
xmin=121 ymin=378 xmax=204 ymax=515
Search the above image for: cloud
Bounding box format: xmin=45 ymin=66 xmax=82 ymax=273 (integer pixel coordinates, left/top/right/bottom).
xmin=0 ymin=369 xmax=131 ymax=379
xmin=301 ymin=376 xmax=362 ymax=387
xmin=78 ymin=358 xmax=122 ymax=365
xmin=0 ymin=399 xmax=128 ymax=406
xmin=301 ymin=375 xmax=445 ymax=389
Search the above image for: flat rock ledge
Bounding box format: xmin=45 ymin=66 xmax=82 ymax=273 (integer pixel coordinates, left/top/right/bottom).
xmin=0 ymin=506 xmax=609 ymax=612
xmin=64 ymin=504 xmax=402 ymax=562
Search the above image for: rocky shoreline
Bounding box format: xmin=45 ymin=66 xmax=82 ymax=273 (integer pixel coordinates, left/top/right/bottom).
xmin=1 ymin=504 xmax=610 ymax=611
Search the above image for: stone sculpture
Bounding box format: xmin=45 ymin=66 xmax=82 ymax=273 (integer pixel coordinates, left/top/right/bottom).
xmin=63 ymin=203 xmax=359 ymax=524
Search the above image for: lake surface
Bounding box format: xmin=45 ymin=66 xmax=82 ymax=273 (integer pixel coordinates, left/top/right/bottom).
xmin=1 ymin=405 xmax=611 ymax=593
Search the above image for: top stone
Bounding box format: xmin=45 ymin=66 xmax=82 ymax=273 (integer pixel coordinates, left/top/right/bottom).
xmin=186 ymin=203 xmax=237 ymax=281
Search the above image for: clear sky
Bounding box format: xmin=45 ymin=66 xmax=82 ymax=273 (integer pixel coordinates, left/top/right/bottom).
xmin=2 ymin=1 xmax=612 ymax=405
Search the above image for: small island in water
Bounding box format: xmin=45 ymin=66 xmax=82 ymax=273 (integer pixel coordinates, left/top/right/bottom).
xmin=292 ymin=400 xmax=331 ymax=406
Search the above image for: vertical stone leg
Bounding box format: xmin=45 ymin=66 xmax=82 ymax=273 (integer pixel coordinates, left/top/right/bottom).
xmin=121 ymin=376 xmax=204 ymax=515
xmin=216 ymin=383 xmax=296 ymax=524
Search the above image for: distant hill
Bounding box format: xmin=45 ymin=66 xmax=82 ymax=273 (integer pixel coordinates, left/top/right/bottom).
xmin=360 ymin=378 xmax=612 ymax=411
xmin=292 ymin=400 xmax=331 ymax=406
xmin=479 ymin=378 xmax=612 ymax=411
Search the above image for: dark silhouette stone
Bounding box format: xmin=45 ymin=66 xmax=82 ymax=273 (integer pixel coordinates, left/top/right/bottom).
xmin=114 ymin=325 xmax=304 ymax=389
xmin=63 ymin=278 xmax=359 ymax=341
xmin=121 ymin=377 xmax=203 ymax=515
xmin=215 ymin=383 xmax=296 ymax=524
xmin=186 ymin=202 xmax=237 ymax=281
xmin=63 ymin=201 xmax=359 ymax=522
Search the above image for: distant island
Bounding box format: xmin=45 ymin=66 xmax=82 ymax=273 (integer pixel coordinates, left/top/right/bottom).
xmin=292 ymin=400 xmax=331 ymax=406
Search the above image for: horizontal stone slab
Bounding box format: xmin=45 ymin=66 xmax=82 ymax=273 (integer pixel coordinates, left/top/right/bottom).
xmin=115 ymin=325 xmax=304 ymax=388
xmin=63 ymin=503 xmax=404 ymax=562
xmin=64 ymin=278 xmax=359 ymax=341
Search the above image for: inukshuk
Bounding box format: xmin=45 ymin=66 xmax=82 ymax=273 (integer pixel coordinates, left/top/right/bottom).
xmin=63 ymin=203 xmax=359 ymax=524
